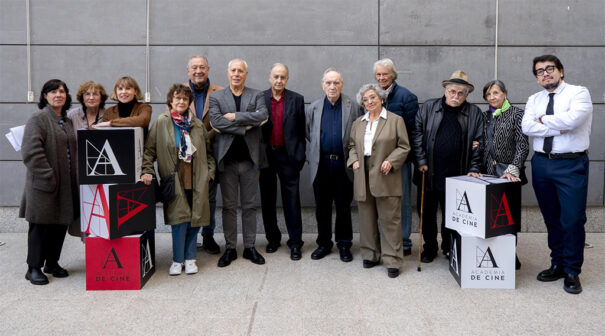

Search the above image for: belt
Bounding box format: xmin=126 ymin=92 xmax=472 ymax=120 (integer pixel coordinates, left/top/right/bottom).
xmin=270 ymin=145 xmax=284 ymax=150
xmin=536 ymin=151 xmax=586 ymax=159
xmin=322 ymin=154 xmax=341 ymax=160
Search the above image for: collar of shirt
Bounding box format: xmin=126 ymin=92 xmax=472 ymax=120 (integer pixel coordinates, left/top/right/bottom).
xmin=270 ymin=89 xmax=285 ymax=102
xmin=323 ymin=95 xmax=342 ymax=109
xmin=361 ymin=107 xmax=388 ymax=121
xmin=384 ymin=83 xmax=394 ymax=96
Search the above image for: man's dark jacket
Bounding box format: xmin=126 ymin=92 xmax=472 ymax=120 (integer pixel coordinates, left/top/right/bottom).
xmin=412 ymin=97 xmax=484 ymax=187
xmin=262 ymin=88 xmax=306 ymax=170
xmin=384 ymin=81 xmax=418 ymax=163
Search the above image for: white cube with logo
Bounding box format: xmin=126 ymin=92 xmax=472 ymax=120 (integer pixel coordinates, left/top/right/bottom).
xmin=449 ymin=231 xmax=516 ymax=289
xmin=445 ymin=175 xmax=521 ymax=239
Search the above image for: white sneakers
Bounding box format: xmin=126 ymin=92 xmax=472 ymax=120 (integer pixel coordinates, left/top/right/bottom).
xmin=184 ymin=260 xmax=198 ymax=274
xmin=169 ymin=260 xmax=198 ymax=275
xmin=169 ymin=262 xmax=183 ymax=276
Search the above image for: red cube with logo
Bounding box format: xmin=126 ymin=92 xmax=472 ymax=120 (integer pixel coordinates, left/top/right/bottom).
xmin=445 ymin=175 xmax=521 ymax=239
xmin=85 ymin=231 xmax=155 ymax=290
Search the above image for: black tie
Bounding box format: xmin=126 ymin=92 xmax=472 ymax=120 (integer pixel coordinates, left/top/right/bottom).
xmin=542 ymin=93 xmax=555 ymax=154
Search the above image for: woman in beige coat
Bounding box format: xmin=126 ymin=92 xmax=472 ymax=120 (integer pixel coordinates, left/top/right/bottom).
xmin=141 ymin=84 xmax=215 ymax=276
xmin=348 ymin=84 xmax=410 ymax=278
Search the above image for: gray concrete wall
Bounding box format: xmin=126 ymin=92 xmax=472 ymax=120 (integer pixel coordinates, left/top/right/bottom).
xmin=1 ymin=1 xmax=604 ymax=228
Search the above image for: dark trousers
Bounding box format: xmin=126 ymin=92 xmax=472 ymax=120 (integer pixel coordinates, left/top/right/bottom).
xmin=312 ymin=156 xmax=353 ymax=249
xmin=531 ymin=153 xmax=589 ymax=275
xmin=259 ymin=147 xmax=303 ymax=249
xmin=201 ymin=179 xmax=217 ymax=236
xmin=418 ymin=189 xmax=453 ymax=255
xmin=27 ymin=223 xmax=68 ymax=268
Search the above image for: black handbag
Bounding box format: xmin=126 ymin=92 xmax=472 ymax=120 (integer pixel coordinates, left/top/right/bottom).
xmin=157 ymin=160 xmax=180 ymax=204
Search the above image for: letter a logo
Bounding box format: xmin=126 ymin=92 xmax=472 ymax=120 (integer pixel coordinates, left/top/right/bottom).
xmin=86 ymin=139 xmax=126 ymax=176
xmin=450 ymin=239 xmax=459 ymax=276
xmin=103 ymin=248 xmax=124 ymax=269
xmin=476 ymin=246 xmax=499 ymax=268
xmin=456 ymin=189 xmax=472 ymax=213
xmin=490 ymin=192 xmax=515 ymax=228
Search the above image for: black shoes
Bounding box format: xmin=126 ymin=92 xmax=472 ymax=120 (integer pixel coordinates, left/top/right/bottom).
xmin=363 ymin=260 xmax=380 ymax=269
xmin=217 ymin=248 xmax=237 ymax=267
xmin=290 ymin=246 xmax=302 ymax=261
xmin=338 ymin=246 xmax=353 ymax=262
xmin=311 ymin=246 xmax=331 ymax=260
xmin=243 ymin=247 xmax=266 ymax=265
xmin=515 ymin=256 xmax=521 ymax=270
xmin=537 ymin=265 xmax=566 ymax=282
xmin=202 ymin=234 xmax=221 ymax=255
xmin=403 ymin=247 xmax=412 ymax=256
xmin=25 ymin=267 xmax=49 ymax=285
xmin=420 ymin=251 xmax=436 ymax=263
xmin=43 ymin=264 xmax=69 ymax=278
xmin=563 ymin=274 xmax=582 ymax=294
xmin=387 ymin=268 xmax=399 ymax=278
xmin=266 ymin=241 xmax=281 ymax=253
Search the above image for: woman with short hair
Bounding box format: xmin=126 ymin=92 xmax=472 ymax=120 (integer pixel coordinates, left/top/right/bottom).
xmin=141 ymin=84 xmax=215 ymax=275
xmin=20 ymin=79 xmax=78 ymax=285
xmin=95 ymin=76 xmax=151 ymax=132
xmin=348 ymin=83 xmax=410 ymax=278
xmin=67 ymin=81 xmax=107 ymax=135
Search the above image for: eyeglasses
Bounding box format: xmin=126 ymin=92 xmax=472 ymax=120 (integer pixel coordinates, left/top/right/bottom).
xmin=535 ymin=65 xmax=556 ymax=77
xmin=84 ymin=92 xmax=100 ymax=98
xmin=446 ymin=89 xmax=467 ymax=97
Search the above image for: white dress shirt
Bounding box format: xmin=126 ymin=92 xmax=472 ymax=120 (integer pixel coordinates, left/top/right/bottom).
xmin=522 ymin=81 xmax=592 ymax=153
xmin=361 ymin=107 xmax=388 ymax=156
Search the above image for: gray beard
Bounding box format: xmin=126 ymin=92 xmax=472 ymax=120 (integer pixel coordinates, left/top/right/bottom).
xmin=542 ymin=79 xmax=561 ymax=91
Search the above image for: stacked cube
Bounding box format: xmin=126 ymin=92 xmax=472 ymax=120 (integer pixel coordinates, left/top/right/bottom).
xmin=444 ymin=175 xmax=521 ymax=289
xmin=78 ymin=127 xmax=156 ymax=290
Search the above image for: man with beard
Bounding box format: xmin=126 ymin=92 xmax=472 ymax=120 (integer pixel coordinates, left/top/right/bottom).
xmin=412 ymin=70 xmax=483 ymax=263
xmin=522 ymin=55 xmax=593 ymax=294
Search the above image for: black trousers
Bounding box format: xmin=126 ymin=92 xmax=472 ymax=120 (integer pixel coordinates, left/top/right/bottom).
xmin=312 ymin=156 xmax=353 ymax=249
xmin=417 ymin=189 xmax=453 ymax=255
xmin=259 ymin=147 xmax=304 ymax=249
xmin=27 ymin=223 xmax=68 ymax=268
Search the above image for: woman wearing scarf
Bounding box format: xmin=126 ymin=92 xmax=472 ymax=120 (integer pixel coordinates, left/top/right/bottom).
xmin=481 ymin=80 xmax=529 ymax=269
xmin=141 ymin=84 xmax=215 ymax=275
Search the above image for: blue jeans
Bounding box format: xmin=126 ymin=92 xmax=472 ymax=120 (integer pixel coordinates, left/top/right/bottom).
xmin=171 ymin=222 xmax=201 ymax=263
xmin=400 ymin=162 xmax=412 ymax=249
xmin=201 ymin=179 xmax=216 ymax=236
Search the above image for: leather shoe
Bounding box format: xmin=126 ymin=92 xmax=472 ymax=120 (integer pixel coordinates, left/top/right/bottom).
xmin=25 ymin=267 xmax=49 ymax=285
xmin=266 ymin=241 xmax=281 ymax=253
xmin=403 ymin=247 xmax=412 ymax=256
xmin=387 ymin=268 xmax=399 ymax=278
xmin=537 ymin=265 xmax=566 ymax=282
xmin=363 ymin=260 xmax=380 ymax=269
xmin=43 ymin=264 xmax=69 ymax=278
xmin=420 ymin=251 xmax=436 ymax=263
xmin=338 ymin=246 xmax=353 ymax=262
xmin=243 ymin=247 xmax=265 ymax=265
xmin=311 ymin=246 xmax=331 ymax=260
xmin=290 ymin=247 xmax=302 ymax=261
xmin=563 ymin=274 xmax=582 ymax=294
xmin=202 ymin=234 xmax=221 ymax=255
xmin=217 ymin=248 xmax=237 ymax=267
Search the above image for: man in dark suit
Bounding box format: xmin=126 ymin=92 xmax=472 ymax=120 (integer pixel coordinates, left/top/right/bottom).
xmin=306 ymin=68 xmax=363 ymax=262
xmin=260 ymin=63 xmax=306 ymax=260
xmin=209 ymin=59 xmax=268 ymax=267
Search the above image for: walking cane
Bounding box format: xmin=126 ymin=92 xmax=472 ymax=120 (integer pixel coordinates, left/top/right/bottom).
xmin=417 ymin=171 xmax=425 ymax=272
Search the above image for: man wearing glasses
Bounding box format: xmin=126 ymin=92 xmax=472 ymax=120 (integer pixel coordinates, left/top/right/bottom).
xmin=412 ymin=70 xmax=484 ymax=263
xmin=522 ymin=55 xmax=593 ymax=294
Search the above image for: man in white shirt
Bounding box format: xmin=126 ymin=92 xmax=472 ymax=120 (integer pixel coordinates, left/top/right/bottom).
xmin=522 ymin=54 xmax=593 ymax=295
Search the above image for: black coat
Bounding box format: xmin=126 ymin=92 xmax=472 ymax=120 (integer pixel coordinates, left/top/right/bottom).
xmin=262 ymin=89 xmax=306 ymax=170
xmin=412 ymin=97 xmax=484 ymax=188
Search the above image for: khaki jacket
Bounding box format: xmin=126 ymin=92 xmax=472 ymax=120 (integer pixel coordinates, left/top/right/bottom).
xmin=142 ymin=112 xmax=215 ymax=227
xmin=347 ymin=111 xmax=410 ymax=201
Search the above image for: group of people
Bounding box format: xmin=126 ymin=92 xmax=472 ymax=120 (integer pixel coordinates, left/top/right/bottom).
xmin=20 ymin=54 xmax=592 ymax=294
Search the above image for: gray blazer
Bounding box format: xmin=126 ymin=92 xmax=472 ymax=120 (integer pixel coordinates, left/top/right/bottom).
xmin=305 ymin=94 xmax=363 ymax=184
xmin=209 ymin=86 xmax=268 ymax=171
